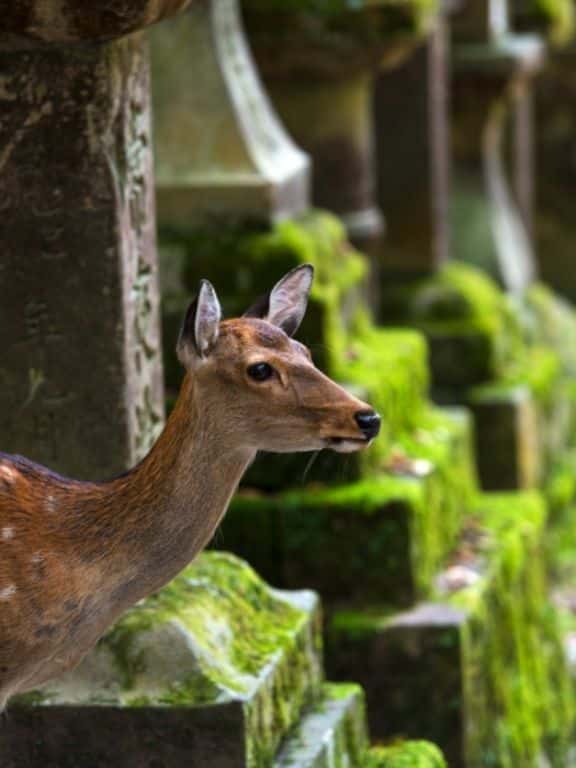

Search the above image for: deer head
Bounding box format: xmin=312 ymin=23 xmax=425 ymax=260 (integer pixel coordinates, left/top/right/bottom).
xmin=176 ymin=265 xmax=380 ymax=454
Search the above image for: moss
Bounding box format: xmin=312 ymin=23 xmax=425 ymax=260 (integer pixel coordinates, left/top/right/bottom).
xmin=365 ymin=742 xmax=447 ymax=768
xmin=379 ymin=263 xmax=527 ymax=390
xmin=444 ymin=492 xmax=575 ymax=767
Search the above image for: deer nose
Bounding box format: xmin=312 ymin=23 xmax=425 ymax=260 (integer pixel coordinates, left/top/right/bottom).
xmin=354 ymin=410 xmax=381 ymax=440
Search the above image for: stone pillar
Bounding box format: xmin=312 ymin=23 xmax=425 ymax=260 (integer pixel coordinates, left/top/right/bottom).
xmin=450 ymin=0 xmax=543 ymax=294
xmin=374 ymin=9 xmax=452 ymax=278
xmin=0 ymin=2 xmax=193 ymax=479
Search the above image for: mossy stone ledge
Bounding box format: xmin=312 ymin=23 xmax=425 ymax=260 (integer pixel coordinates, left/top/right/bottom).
xmin=8 ymin=553 xmax=323 ymax=768
xmin=327 ymin=492 xmax=574 ymax=767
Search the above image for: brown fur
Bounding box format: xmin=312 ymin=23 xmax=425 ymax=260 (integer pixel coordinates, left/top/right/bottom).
xmin=0 ymin=317 xmax=373 ymax=708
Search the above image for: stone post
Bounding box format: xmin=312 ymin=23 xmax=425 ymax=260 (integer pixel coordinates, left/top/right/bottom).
xmin=0 ymin=2 xmax=192 ymax=479
xmin=450 ymin=0 xmax=543 ymax=294
xmin=374 ymin=5 xmax=452 ymax=278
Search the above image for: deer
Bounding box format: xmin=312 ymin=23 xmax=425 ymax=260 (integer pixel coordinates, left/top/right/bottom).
xmin=0 ymin=264 xmax=380 ymax=711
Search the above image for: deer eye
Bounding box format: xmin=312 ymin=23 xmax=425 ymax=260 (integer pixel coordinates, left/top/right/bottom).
xmin=247 ymin=362 xmax=274 ymax=382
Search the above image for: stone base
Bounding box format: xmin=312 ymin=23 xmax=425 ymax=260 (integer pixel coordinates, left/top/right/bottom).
xmin=5 ymin=553 xmax=323 ymax=768
xmin=326 ymin=493 xmax=574 ymax=768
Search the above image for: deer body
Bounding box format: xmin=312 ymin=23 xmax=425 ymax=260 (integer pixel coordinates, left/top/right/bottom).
xmin=0 ymin=267 xmax=380 ymax=710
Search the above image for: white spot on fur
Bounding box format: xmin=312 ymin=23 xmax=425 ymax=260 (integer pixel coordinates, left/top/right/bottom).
xmin=0 ymin=464 xmax=17 ymax=485
xmin=1 ymin=527 xmax=14 ymax=541
xmin=0 ymin=585 xmax=16 ymax=601
xmin=45 ymin=494 xmax=57 ymax=513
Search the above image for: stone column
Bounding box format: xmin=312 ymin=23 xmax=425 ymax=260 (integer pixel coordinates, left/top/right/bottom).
xmin=374 ymin=7 xmax=452 ymax=278
xmin=450 ymin=0 xmax=543 ymax=294
xmin=0 ymin=2 xmax=190 ymax=480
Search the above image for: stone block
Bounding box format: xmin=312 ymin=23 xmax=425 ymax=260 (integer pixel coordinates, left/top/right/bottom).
xmin=226 ymin=409 xmax=476 ymax=607
xmin=275 ymin=683 xmax=368 ymax=768
xmin=5 ymin=553 xmax=323 ymax=768
xmin=327 ymin=492 xmax=574 ymax=768
xmin=468 ymin=384 xmax=540 ymax=490
xmin=379 ymin=263 xmax=526 ymax=393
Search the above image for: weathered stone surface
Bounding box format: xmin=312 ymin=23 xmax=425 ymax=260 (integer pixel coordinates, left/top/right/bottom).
xmin=328 ymin=603 xmax=466 ymax=766
xmin=6 ymin=553 xmax=323 ymax=768
xmin=375 ymin=14 xmax=451 ymax=276
xmin=150 ymin=0 xmax=309 ymax=228
xmin=275 ymin=683 xmax=368 ymax=768
xmin=0 ymin=33 xmax=164 ymax=480
xmin=469 ymin=384 xmax=540 ymax=490
xmin=0 ymin=0 xmax=193 ymax=46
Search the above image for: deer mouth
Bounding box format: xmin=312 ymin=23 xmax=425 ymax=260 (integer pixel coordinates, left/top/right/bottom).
xmin=325 ymin=437 xmax=372 ymax=454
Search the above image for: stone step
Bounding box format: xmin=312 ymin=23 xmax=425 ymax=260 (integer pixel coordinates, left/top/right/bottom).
xmin=326 ymin=492 xmax=575 ymax=768
xmin=224 ymin=407 xmax=476 ymax=609
xmin=274 ymin=683 xmax=368 ymax=768
xmin=6 ymin=553 xmax=323 ymax=768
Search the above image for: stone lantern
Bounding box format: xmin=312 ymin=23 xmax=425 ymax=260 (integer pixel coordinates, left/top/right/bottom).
xmin=241 ymin=0 xmax=439 ymax=296
xmin=450 ymin=0 xmax=544 ymax=294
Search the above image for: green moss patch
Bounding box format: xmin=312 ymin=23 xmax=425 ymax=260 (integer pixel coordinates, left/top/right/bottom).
xmin=379 ymin=263 xmax=526 ymax=390
xmin=365 ymin=741 xmax=447 ymax=768
xmin=444 ymin=492 xmax=574 ymax=767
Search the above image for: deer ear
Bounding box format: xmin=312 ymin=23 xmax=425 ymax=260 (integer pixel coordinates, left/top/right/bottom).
xmin=177 ymin=280 xmax=222 ymax=365
xmin=243 ymin=264 xmax=314 ymax=337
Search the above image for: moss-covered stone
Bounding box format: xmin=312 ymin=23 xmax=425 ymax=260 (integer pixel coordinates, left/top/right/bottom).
xmin=467 ymin=384 xmax=541 ymax=490
xmin=364 ymin=741 xmax=447 ymax=768
xmin=379 ymin=263 xmax=527 ymax=392
xmin=327 ymin=492 xmax=574 ymax=768
xmin=12 ymin=553 xmax=323 ymax=768
xmin=275 ymin=683 xmax=369 ymax=767
xmin=225 ymin=407 xmax=476 ymax=606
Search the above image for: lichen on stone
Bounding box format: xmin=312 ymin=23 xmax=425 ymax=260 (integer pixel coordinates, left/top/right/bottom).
xmin=364 ymin=741 xmax=447 ymax=767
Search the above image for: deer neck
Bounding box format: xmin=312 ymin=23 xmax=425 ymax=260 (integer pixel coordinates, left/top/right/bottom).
xmin=97 ymin=375 xmax=255 ymax=606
